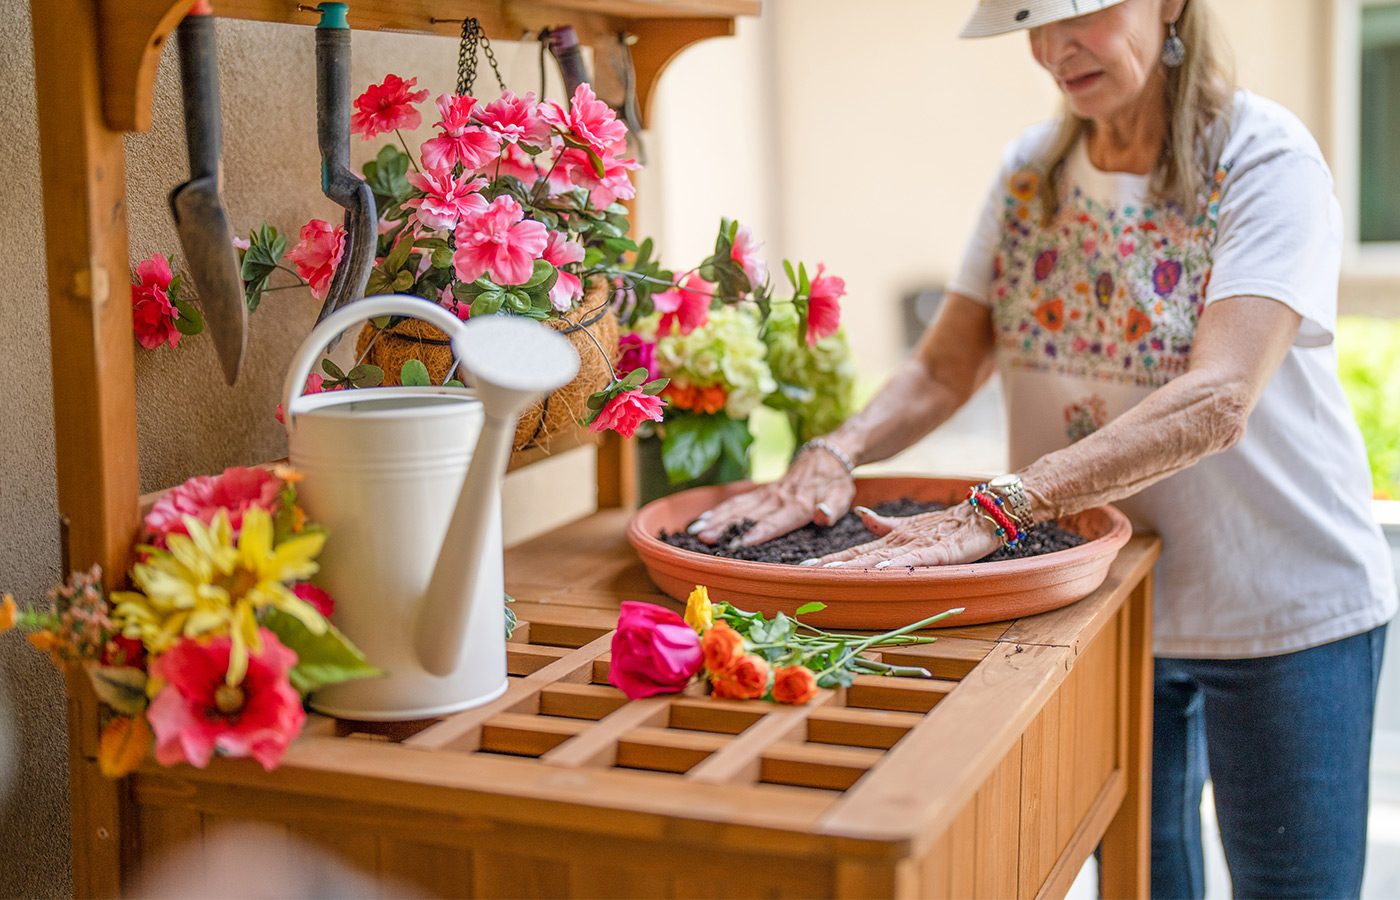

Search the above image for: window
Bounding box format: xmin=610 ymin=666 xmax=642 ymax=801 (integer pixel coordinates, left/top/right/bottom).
xmin=1360 ymin=3 xmax=1400 ymax=243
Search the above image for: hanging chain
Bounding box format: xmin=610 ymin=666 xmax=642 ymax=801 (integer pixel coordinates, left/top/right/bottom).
xmin=455 ymin=18 xmax=508 ymax=97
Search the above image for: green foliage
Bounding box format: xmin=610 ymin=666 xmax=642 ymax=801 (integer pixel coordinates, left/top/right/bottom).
xmin=319 ymin=358 xmax=384 ymax=391
xmin=262 ymin=608 xmax=384 ymax=695
xmin=362 ymin=144 xmax=414 ymax=214
xmin=240 ymin=223 xmax=287 ymax=313
xmin=1337 ymin=316 xmax=1400 ymax=499
xmin=399 ymin=359 xmax=430 ymax=387
xmin=661 ymin=412 xmax=753 ymax=484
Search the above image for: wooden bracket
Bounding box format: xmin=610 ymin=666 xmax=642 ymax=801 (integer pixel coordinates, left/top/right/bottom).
xmin=624 ymin=17 xmax=735 ymax=127
xmin=96 ymin=0 xmax=197 ymax=133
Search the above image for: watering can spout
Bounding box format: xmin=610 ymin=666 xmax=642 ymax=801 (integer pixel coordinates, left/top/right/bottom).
xmin=413 ymin=317 xmax=579 ymax=678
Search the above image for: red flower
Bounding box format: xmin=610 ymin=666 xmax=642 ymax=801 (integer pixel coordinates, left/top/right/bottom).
xmin=1034 ymin=248 xmax=1058 ymax=282
xmin=131 ymin=253 xmax=181 ymax=350
xmin=286 ymin=219 xmax=346 ymax=301
xmin=654 ymin=272 xmax=713 ymax=336
xmin=351 ymin=74 xmax=430 ymax=140
xmin=1034 ymin=298 xmax=1065 ymax=332
xmin=1125 ymin=308 xmax=1153 ymax=342
xmin=146 ymin=629 xmax=306 ymax=771
xmin=607 ymin=601 xmax=703 ymax=700
xmin=1152 ymin=258 xmax=1183 ymax=296
xmin=292 ymin=583 xmax=336 ymax=618
xmin=771 ymin=665 xmax=819 ymax=705
xmin=589 ymin=389 xmax=664 ymax=439
xmin=421 ymin=93 xmax=501 ymax=172
xmin=538 ymin=83 xmax=628 ymax=159
xmin=806 ymin=264 xmax=845 ymax=346
xmin=145 ymin=466 xmax=284 ymax=546
xmin=615 ymin=334 xmax=659 ymax=382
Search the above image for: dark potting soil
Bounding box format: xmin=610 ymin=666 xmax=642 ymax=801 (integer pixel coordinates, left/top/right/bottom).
xmin=661 ymin=498 xmax=1087 ymax=566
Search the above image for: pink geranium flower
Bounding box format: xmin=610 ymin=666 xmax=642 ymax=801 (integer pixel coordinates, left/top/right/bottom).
xmin=805 ymin=264 xmax=845 ymax=346
xmin=451 ymin=196 xmax=549 ymax=286
xmin=654 ymin=272 xmax=714 ymax=336
xmin=286 ymin=219 xmax=346 ymax=301
xmin=131 ymin=253 xmax=181 ymax=350
xmin=616 ymin=334 xmax=660 ymax=382
xmin=542 ymin=231 xmax=585 ymax=311
xmin=351 ymin=74 xmax=430 ymax=140
xmin=473 ymin=90 xmax=550 ymax=148
xmin=538 ymin=83 xmax=628 ymax=158
xmin=421 ymin=94 xmax=501 ymax=172
xmin=589 ymin=388 xmax=665 ymax=439
xmin=147 ymin=629 xmax=305 ymax=771
xmin=145 ymin=466 xmax=284 ymax=546
xmin=607 ymin=601 xmax=702 ymax=700
xmin=731 ymin=224 xmax=767 ymax=293
xmin=404 ymin=169 xmax=487 ymax=232
xmin=559 ymin=149 xmax=638 ymax=209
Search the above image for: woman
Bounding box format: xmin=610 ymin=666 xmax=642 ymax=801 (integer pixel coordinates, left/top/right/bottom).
xmin=695 ymin=0 xmax=1397 ymax=896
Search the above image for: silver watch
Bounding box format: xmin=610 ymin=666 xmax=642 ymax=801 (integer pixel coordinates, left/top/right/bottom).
xmin=987 ymin=474 xmax=1034 ymax=526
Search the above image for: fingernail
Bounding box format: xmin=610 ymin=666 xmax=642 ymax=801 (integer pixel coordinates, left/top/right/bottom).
xmin=696 ymin=510 xmax=712 ymax=520
xmin=798 ymin=558 xmax=821 ymax=566
xmin=822 ymin=561 xmax=845 ymax=568
xmin=686 ymin=519 xmax=707 ymax=534
xmin=874 ymin=560 xmax=892 ymax=569
xmin=854 ymin=506 xmax=875 ymax=517
xmin=815 ymin=503 xmax=832 ymax=519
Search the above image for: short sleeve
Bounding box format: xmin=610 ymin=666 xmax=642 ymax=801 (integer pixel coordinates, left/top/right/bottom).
xmin=947 ymin=167 xmax=1006 ymax=307
xmin=1206 ymin=149 xmax=1342 ymax=347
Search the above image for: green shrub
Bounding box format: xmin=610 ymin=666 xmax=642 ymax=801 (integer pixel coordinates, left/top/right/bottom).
xmin=1337 ymin=316 xmax=1400 ymax=500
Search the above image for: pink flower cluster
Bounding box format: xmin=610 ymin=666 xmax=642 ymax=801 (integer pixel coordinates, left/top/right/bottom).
xmin=145 ymin=465 xmax=284 ymax=547
xmin=130 ymin=254 xmax=182 ymax=350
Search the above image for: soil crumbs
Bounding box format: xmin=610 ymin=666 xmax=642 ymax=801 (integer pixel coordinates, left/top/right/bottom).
xmin=661 ymin=498 xmax=1087 ymax=566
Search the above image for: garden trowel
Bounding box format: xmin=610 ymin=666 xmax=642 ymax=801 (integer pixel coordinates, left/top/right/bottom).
xmin=169 ymin=1 xmax=247 ymax=386
xmin=313 ymin=2 xmax=377 ymax=329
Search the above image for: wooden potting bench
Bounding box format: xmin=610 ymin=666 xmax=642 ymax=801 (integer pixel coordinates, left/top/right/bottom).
xmin=34 ymin=0 xmax=1159 ymax=896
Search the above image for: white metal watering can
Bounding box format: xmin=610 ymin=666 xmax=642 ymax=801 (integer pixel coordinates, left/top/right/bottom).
xmin=281 ymin=295 xmax=579 ymax=720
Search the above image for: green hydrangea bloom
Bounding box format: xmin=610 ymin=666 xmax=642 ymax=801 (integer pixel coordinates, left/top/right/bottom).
xmin=762 ymin=303 xmax=857 ymax=442
xmin=642 ymin=306 xmax=776 ymax=420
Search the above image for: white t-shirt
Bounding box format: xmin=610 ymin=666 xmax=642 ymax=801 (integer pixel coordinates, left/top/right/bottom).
xmin=949 ymin=90 xmax=1397 ymax=658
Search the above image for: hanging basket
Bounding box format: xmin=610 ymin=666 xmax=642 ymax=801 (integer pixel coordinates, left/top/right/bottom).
xmin=353 ymin=278 xmax=618 ymax=453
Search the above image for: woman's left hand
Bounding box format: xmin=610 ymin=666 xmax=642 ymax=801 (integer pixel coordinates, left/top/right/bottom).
xmin=805 ymin=504 xmax=1003 ymax=569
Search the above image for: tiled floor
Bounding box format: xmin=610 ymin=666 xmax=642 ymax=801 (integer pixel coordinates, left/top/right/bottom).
xmin=879 ymin=378 xmax=1400 ymax=899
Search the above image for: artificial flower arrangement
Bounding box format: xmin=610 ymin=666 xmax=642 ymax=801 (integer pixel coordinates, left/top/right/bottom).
xmin=606 ymin=586 xmax=962 ymax=703
xmin=0 ymin=467 xmax=377 ymax=776
xmin=130 ymin=72 xmax=857 ymax=481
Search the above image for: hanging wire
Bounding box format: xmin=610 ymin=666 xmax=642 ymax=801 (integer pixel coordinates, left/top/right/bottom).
xmin=451 ymin=18 xmax=508 ymax=97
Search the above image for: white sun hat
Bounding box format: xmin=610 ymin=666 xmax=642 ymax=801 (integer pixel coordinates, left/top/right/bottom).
xmin=959 ymin=0 xmax=1131 ymax=38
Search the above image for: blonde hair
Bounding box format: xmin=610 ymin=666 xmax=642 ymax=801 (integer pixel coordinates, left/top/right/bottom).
xmin=1037 ymin=0 xmax=1236 ymax=220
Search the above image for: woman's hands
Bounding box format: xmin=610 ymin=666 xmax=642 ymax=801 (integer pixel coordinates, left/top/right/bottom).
xmin=802 ymin=504 xmax=1002 ymax=568
xmin=692 ymin=445 xmax=855 ymax=546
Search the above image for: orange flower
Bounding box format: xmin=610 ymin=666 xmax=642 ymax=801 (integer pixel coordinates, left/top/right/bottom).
xmin=710 ymin=654 xmax=771 ymax=700
xmin=1008 ymin=170 xmax=1040 ymax=201
xmin=98 ymin=715 xmax=153 ymax=778
xmin=0 ymin=593 xmax=16 ymax=633
xmin=661 ymin=382 xmax=699 ymax=411
xmin=701 ymin=621 xmax=744 ymax=675
xmin=1034 ymin=298 xmax=1065 ymax=332
xmin=1125 ymin=308 xmax=1153 ymax=342
xmin=771 ymin=665 xmax=819 ymax=705
xmin=695 ymin=385 xmax=728 ymax=415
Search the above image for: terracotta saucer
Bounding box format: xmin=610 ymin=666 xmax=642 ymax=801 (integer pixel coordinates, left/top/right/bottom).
xmin=626 ymin=476 xmax=1133 ymax=629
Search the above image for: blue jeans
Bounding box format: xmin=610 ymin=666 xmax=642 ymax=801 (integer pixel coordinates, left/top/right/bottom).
xmin=1151 ymin=625 xmax=1388 ymax=899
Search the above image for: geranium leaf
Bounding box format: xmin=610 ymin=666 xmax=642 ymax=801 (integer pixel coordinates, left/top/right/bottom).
xmin=263 ymin=609 xmax=383 ymax=695
xmin=795 ymin=602 xmax=827 ymax=616
xmin=400 ymin=359 xmax=430 ymax=387
xmin=523 ymin=259 xmax=555 ymax=289
xmin=321 ymin=358 xmax=346 ymax=380
xmin=85 ymin=664 xmax=148 ymax=716
xmin=348 ymin=364 xmax=384 ymax=387
xmin=392 ymin=270 xmax=415 ymax=292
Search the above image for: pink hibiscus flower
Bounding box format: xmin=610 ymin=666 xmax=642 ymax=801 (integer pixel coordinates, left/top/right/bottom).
xmin=538 ymin=83 xmax=628 ymax=158
xmin=285 ymin=219 xmax=346 ymax=301
xmin=404 ymin=169 xmax=487 ymax=232
xmin=616 ymin=334 xmax=660 ymax=382
xmin=473 ymin=90 xmax=550 ymax=148
xmin=589 ymin=389 xmax=665 ymax=439
xmin=421 ymin=94 xmax=501 ymax=172
xmin=145 ymin=466 xmax=284 ymax=546
xmin=730 ymin=224 xmax=767 ymax=293
xmin=147 ymin=629 xmax=305 ymax=771
xmin=542 ymin=231 xmax=585 ymax=311
xmin=805 ymin=264 xmax=845 ymax=346
xmin=559 ymin=148 xmax=639 ymax=209
xmin=654 ymin=272 xmax=714 ymax=336
xmin=351 ymin=74 xmax=430 ymax=140
xmin=451 ymin=196 xmax=549 ymax=286
xmin=131 ymin=253 xmax=181 ymax=350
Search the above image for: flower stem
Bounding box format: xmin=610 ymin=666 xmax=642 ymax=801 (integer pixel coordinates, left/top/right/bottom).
xmin=395 ymin=129 xmax=421 ymax=173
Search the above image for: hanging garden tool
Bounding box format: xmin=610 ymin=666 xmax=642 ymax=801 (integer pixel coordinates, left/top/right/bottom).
xmin=169 ymin=0 xmax=247 ymax=385
xmin=313 ymin=2 xmax=377 ymax=327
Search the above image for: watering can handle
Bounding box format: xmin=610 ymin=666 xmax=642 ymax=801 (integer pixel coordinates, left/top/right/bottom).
xmin=281 ymin=294 xmax=471 ymax=433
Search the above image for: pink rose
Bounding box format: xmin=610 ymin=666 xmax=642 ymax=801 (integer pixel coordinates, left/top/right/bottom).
xmin=131 ymin=253 xmax=181 ymax=350
xmin=607 ymin=601 xmax=703 ymax=700
xmin=589 ymin=388 xmax=664 ymax=439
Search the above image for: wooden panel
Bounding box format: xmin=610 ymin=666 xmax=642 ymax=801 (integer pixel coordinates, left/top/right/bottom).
xmin=805 ymin=708 xmax=922 ymax=751
xmin=540 ymin=697 xmax=670 ymax=767
xmin=667 ymin=698 xmax=766 ymax=735
xmin=569 ymin=862 xmax=671 ymax=900
xmin=844 ymin=675 xmax=957 ymax=714
xmin=379 ymin=838 xmax=473 ymax=899
xmin=1017 ymin=694 xmax=1062 ymax=899
xmin=509 ymin=643 xmax=575 ymax=676
xmin=474 ymin=849 xmax=571 ymax=900
xmin=876 ymin=637 xmax=997 ymax=681
xmin=973 ymin=739 xmax=1022 ymax=899
xmin=480 ymin=712 xmax=591 ymax=757
xmin=616 ymin=726 xmax=727 ymax=773
xmin=761 ymin=744 xmax=884 ymax=793
xmin=833 ymin=858 xmax=915 ymax=900
xmin=539 ymin=682 xmax=629 ymax=720
xmin=1098 ymin=579 xmax=1153 ymax=900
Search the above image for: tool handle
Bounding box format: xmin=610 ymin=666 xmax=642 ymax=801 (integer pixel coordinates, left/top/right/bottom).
xmin=315 ymin=20 xmax=352 ymax=187
xmin=547 ymin=26 xmax=591 ymax=96
xmin=176 ymin=11 xmax=221 ymax=180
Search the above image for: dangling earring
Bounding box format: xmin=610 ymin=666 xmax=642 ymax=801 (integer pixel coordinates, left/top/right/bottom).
xmin=1162 ymin=21 xmax=1186 ymax=67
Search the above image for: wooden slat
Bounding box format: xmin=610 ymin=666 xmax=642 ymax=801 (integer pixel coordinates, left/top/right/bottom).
xmin=1033 ymin=773 xmax=1127 ymax=900
xmin=1098 ymin=578 xmax=1154 ymax=900
xmin=1017 ymin=693 xmax=1063 ymax=899
xmin=474 ymin=849 xmax=571 ymax=899
xmin=480 ymin=712 xmax=592 ymax=757
xmin=844 ymin=675 xmax=957 ymax=714
xmin=378 ymin=838 xmax=473 ymax=899
xmin=875 ymin=636 xmax=997 ymax=681
xmin=539 ymin=682 xmax=629 ymax=720
xmin=687 ymin=691 xmax=837 ymax=784
xmin=616 ymin=726 xmax=728 ymax=774
xmin=667 ymin=697 xmax=768 ymax=735
xmin=508 ymin=642 xmax=575 ymax=676
xmin=761 ymin=744 xmax=884 ymax=793
xmin=540 ymin=696 xmax=670 ymax=767
xmin=806 ymin=707 xmax=923 ymax=751
xmin=974 ymin=740 xmax=1023 ymax=899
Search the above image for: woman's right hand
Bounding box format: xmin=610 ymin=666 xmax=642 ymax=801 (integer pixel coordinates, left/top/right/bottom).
xmin=691 ymin=444 xmax=856 ymax=546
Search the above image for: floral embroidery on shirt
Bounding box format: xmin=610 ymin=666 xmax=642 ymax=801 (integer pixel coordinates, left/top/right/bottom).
xmin=1065 ymin=394 xmax=1108 ymax=443
xmin=989 ymin=161 xmax=1231 ymax=388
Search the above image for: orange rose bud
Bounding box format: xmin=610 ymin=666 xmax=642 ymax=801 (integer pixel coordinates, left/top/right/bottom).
xmin=710 ymin=653 xmax=771 ymax=700
xmin=701 ymin=621 xmax=745 ymax=676
xmin=0 ymin=593 xmax=17 ymax=633
xmin=772 ymin=665 xmax=819 ymax=705
xmin=696 ymin=385 xmax=728 ymax=415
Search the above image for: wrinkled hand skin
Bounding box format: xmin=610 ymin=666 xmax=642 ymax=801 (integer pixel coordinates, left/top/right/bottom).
xmin=812 ymin=503 xmax=1002 ymax=568
xmin=695 ymin=449 xmax=855 ymax=546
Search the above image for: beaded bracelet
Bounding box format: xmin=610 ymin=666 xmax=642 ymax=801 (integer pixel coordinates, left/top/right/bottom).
xmin=798 ymin=437 xmax=855 ymax=475
xmin=967 ymin=485 xmax=1025 ymax=549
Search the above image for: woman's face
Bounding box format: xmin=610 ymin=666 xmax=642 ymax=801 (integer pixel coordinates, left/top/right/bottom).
xmin=1028 ymin=0 xmax=1174 ymax=124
